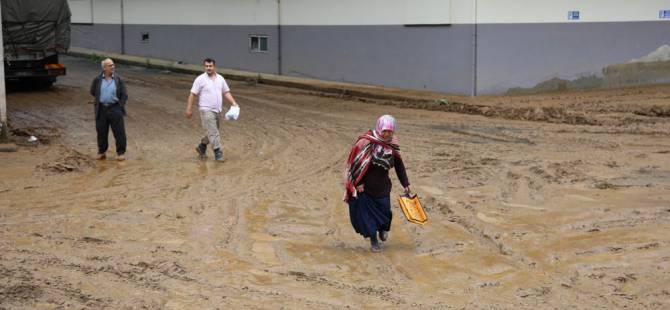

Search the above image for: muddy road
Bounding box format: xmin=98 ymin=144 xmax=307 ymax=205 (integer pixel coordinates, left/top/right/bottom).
xmin=1 ymin=56 xmax=670 ymax=309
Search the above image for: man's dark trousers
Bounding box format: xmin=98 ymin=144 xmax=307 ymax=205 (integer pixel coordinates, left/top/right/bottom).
xmin=96 ymin=104 xmax=126 ymax=155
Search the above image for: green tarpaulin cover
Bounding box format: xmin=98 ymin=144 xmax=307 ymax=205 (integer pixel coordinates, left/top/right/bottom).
xmin=2 ymin=0 xmax=71 ymax=57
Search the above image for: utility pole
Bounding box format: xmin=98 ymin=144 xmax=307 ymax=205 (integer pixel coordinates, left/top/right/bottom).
xmin=277 ymin=0 xmax=282 ymax=75
xmin=120 ymin=0 xmax=125 ymax=54
xmin=0 ymin=3 xmax=8 ymax=142
xmin=471 ymin=0 xmax=478 ymax=96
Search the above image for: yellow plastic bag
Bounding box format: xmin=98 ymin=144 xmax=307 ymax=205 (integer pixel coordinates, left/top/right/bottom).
xmin=397 ymin=193 xmax=427 ymax=225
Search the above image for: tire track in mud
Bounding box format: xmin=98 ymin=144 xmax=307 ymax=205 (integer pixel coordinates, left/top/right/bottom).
xmin=435 ymin=201 xmax=537 ymax=268
xmin=393 ymin=121 xmax=538 ymax=267
xmin=269 ymin=270 xmax=408 ymax=306
xmin=211 ymin=90 xmax=455 ymax=305
xmin=0 ymin=249 xmax=165 ymax=308
xmin=405 ymin=124 xmax=603 ymax=270
xmin=165 ymin=91 xmax=347 ymax=276
xmin=2 ymin=233 xmax=270 ymax=308
xmin=561 ymin=207 xmax=670 ymax=233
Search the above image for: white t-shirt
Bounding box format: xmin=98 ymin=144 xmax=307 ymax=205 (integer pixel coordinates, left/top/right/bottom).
xmin=190 ymin=73 xmax=230 ymax=112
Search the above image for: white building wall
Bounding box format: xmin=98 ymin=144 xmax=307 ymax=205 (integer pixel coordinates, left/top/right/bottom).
xmin=70 ymin=0 xmax=669 ymax=25
xmin=67 ymin=0 xmax=670 ymax=95
xmin=473 ymin=0 xmax=670 ymax=23
xmin=123 ymin=0 xmax=278 ymax=25
xmin=74 ymin=0 xmax=451 ymax=25
xmin=68 ymin=0 xmax=93 ymax=23
xmin=69 ymin=0 xmax=278 ymax=25
xmin=69 ymin=0 xmax=122 ymax=24
xmin=279 ymin=0 xmax=451 ymax=25
xmin=90 ymin=0 xmax=122 ymax=24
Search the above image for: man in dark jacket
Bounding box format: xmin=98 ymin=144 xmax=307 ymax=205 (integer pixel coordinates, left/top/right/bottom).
xmin=90 ymin=58 xmax=128 ymax=161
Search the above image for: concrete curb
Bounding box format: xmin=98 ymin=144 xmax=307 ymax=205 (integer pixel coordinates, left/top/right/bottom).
xmin=67 ymin=47 xmax=461 ymax=104
xmin=0 ymin=143 xmax=18 ymax=152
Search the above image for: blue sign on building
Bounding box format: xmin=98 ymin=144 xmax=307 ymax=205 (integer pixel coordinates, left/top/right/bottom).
xmin=660 ymin=10 xmax=670 ymax=19
xmin=568 ymin=11 xmax=580 ymax=20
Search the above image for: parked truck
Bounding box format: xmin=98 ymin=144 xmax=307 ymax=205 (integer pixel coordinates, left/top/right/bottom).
xmin=1 ymin=0 xmax=71 ymax=87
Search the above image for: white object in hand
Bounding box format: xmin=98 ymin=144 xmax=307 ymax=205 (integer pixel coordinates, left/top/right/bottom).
xmin=224 ymin=106 xmax=240 ymax=120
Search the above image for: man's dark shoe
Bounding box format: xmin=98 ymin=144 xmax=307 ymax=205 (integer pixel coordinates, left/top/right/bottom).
xmin=214 ymin=148 xmax=225 ymax=162
xmin=379 ymin=230 xmax=388 ymax=242
xmin=195 ymin=143 xmax=207 ymax=158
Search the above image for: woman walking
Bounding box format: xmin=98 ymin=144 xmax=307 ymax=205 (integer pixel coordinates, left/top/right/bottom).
xmin=343 ymin=115 xmax=411 ymax=252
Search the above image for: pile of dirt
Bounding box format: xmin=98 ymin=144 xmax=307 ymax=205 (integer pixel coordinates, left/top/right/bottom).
xmin=37 ymin=148 xmax=95 ymax=173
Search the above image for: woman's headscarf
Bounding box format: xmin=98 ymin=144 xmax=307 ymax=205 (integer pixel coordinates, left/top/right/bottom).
xmin=375 ymin=114 xmax=396 ymax=134
xmin=370 ymin=115 xmax=398 ymax=168
xmin=343 ymin=115 xmax=401 ymax=201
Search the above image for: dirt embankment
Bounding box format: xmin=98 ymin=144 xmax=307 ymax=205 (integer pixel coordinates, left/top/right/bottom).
xmin=292 ymin=81 xmax=670 ymax=127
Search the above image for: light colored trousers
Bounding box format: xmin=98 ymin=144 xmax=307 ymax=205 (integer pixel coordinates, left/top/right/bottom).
xmin=200 ymin=110 xmax=222 ymax=150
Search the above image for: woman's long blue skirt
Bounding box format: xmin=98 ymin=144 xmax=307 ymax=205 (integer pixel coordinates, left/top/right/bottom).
xmin=347 ymin=192 xmax=392 ymax=239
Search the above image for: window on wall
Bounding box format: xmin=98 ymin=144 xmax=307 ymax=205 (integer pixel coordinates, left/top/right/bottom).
xmin=141 ymin=32 xmax=150 ymax=43
xmin=568 ymin=11 xmax=580 ymax=20
xmin=249 ymin=35 xmax=268 ymax=53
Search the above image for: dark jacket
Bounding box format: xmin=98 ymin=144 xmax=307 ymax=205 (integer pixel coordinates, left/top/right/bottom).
xmin=90 ymin=73 xmax=128 ymax=119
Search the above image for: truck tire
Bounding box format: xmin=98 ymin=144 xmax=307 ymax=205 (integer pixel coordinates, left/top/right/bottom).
xmin=36 ymin=78 xmax=55 ymax=89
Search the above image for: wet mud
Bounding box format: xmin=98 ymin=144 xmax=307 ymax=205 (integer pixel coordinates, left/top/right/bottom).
xmin=1 ymin=56 xmax=669 ymax=309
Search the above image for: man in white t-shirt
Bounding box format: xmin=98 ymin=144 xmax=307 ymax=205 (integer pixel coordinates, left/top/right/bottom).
xmin=185 ymin=58 xmax=240 ymax=161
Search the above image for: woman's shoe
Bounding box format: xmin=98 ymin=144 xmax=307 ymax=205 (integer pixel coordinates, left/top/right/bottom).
xmin=379 ymin=230 xmax=388 ymax=242
xmin=370 ymin=238 xmax=382 ymax=252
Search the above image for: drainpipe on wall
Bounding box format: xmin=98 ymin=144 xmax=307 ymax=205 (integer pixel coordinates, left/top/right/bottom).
xmin=471 ymin=0 xmax=478 ymax=96
xmin=120 ymin=0 xmax=125 ymax=54
xmin=277 ymin=0 xmax=282 ymax=75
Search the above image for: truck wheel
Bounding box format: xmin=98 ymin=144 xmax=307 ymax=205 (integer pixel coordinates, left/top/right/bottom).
xmin=37 ymin=78 xmax=55 ymax=89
